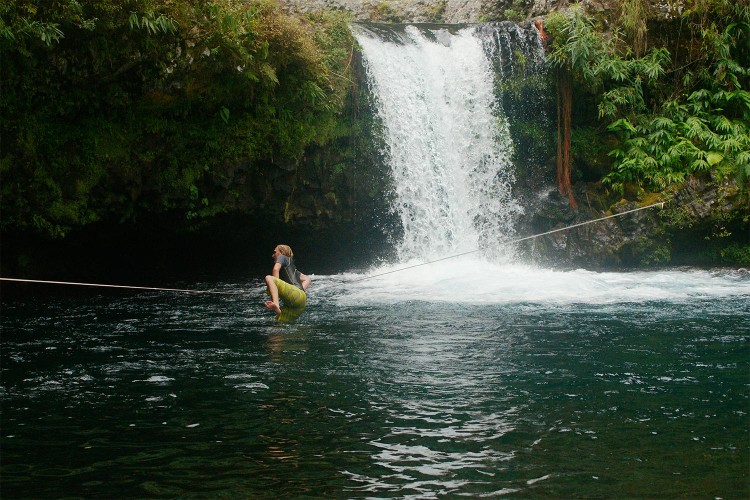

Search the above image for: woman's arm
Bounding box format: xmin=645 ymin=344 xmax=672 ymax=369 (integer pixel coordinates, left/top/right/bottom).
xmin=300 ymin=273 xmax=311 ymax=291
xmin=272 ymin=262 xmax=282 ymax=278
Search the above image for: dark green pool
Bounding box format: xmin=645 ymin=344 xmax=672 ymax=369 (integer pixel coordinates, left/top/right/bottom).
xmin=1 ymin=268 xmax=748 ymax=497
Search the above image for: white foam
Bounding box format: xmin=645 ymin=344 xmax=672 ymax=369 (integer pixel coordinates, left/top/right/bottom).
xmin=136 ymin=375 xmax=175 ymax=383
xmin=316 ymin=258 xmax=749 ymax=306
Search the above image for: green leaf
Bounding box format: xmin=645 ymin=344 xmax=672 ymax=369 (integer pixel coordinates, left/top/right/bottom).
xmin=608 ymin=118 xmax=637 ymax=132
xmin=706 ymin=151 xmax=724 ymax=166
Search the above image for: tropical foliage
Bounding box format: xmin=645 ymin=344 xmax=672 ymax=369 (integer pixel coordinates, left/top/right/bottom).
xmin=0 ymin=0 xmax=355 ymax=237
xmin=545 ymin=1 xmax=750 ymax=196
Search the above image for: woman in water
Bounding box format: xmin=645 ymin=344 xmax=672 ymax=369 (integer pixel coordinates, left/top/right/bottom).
xmin=264 ymin=244 xmax=311 ymax=322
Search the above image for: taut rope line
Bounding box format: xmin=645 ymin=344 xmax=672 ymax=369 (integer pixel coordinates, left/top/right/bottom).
xmin=356 ymin=201 xmax=665 ymax=281
xmin=511 ymin=201 xmax=665 ymax=243
xmin=0 ymin=201 xmax=665 ymax=292
xmin=0 ymin=278 xmax=242 ymax=295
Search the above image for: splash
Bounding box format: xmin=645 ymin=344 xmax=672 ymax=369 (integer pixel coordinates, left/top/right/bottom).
xmin=316 ymin=262 xmax=750 ymax=307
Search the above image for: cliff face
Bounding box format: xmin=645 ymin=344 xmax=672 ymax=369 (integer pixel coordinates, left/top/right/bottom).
xmin=279 ymin=0 xmax=482 ymax=23
xmin=278 ymin=0 xmax=690 ymax=24
xmin=277 ymin=0 xmax=636 ymax=22
xmin=516 ymin=178 xmax=749 ymax=270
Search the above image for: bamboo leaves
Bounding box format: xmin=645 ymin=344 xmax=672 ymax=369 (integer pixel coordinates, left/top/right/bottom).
xmin=128 ymin=11 xmax=176 ymax=35
xmin=0 ymin=18 xmax=64 ymax=47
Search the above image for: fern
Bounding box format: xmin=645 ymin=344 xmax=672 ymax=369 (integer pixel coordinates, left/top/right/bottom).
xmin=549 ymin=1 xmax=749 ymax=192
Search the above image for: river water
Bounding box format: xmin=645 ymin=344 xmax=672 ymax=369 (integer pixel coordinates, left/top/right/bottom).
xmin=1 ymin=264 xmax=748 ymax=497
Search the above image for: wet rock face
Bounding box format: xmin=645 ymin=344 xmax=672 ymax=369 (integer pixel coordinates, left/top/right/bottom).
xmin=518 ymin=177 xmax=749 ymax=269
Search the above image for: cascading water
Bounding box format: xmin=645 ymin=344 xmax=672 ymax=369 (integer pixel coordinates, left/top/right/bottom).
xmin=352 ymin=23 xmax=545 ymax=263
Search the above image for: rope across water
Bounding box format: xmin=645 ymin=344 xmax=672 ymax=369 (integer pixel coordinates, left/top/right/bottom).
xmin=0 ymin=202 xmax=665 ymax=292
xmin=356 ymin=201 xmax=665 ymax=281
xmin=0 ymin=278 xmax=243 ymax=295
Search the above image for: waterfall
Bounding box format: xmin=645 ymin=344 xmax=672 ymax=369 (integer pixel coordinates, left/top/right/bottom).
xmin=353 ymin=23 xmax=545 ymax=264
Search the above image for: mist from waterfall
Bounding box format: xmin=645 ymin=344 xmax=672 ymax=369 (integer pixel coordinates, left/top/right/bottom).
xmin=353 ymin=23 xmax=543 ymax=263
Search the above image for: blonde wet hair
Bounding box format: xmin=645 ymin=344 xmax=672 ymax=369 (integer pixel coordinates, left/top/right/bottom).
xmin=275 ymin=244 xmax=293 ymax=258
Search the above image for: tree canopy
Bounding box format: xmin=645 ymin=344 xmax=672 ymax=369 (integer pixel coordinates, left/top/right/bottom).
xmin=0 ymin=0 xmax=355 ymax=237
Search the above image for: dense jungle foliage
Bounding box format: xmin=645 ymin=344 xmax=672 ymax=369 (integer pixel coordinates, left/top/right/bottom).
xmin=544 ymin=0 xmax=750 ymax=195
xmin=1 ymin=0 xmax=356 ymax=238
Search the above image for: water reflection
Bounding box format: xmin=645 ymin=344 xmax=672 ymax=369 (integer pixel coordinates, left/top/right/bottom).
xmin=265 ymin=326 xmax=309 ymax=362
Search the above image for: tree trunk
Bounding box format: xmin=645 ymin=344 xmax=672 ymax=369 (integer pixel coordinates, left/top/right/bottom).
xmin=557 ymin=67 xmax=578 ymax=209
